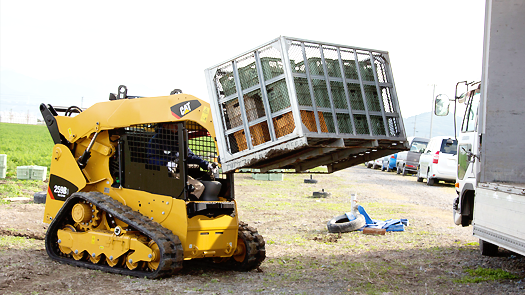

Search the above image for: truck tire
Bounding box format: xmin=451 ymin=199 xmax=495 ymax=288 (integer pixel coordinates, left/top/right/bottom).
xmin=402 ymin=165 xmax=408 ymax=176
xmin=479 ymin=239 xmax=498 ymax=256
xmin=396 ymin=165 xmax=401 ymax=174
xmin=327 ymin=214 xmax=366 ymax=233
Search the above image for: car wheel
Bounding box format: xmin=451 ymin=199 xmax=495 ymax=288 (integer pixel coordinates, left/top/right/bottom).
xmin=479 ymin=239 xmax=498 ymax=256
xmin=381 ymin=165 xmax=386 ymax=171
xmin=426 ymin=169 xmax=435 ymax=186
xmin=367 ymin=162 xmax=372 ymax=168
xmin=396 ymin=165 xmax=401 ymax=174
xmin=387 ymin=166 xmax=392 ymax=172
xmin=402 ymin=165 xmax=408 ymax=176
xmin=416 ymin=166 xmax=424 ymax=182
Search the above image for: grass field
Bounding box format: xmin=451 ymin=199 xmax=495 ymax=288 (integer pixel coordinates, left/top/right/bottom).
xmin=0 ymin=123 xmax=54 ymax=178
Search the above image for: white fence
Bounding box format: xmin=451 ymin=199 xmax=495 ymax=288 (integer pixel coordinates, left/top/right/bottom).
xmin=0 ymin=111 xmax=39 ymax=124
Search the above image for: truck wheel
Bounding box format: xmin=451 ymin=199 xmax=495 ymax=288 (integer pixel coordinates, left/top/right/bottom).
xmin=426 ymin=170 xmax=435 ymax=186
xmin=416 ymin=167 xmax=423 ymax=182
xmin=387 ymin=166 xmax=392 ymax=172
xmin=402 ymin=165 xmax=408 ymax=176
xmin=479 ymin=239 xmax=498 ymax=256
xmin=396 ymin=166 xmax=401 ymax=174
xmin=327 ymin=214 xmax=366 ymax=233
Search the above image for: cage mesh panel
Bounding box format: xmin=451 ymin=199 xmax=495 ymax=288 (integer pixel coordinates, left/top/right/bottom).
xmin=330 ymin=81 xmax=347 ymax=109
xmin=272 ymin=112 xmax=295 ymax=138
xmin=356 ymin=51 xmax=375 ymax=81
xmin=340 ymin=48 xmax=358 ymax=80
xmin=321 ymin=112 xmax=336 ymax=133
xmin=370 ymin=115 xmax=386 ymax=136
xmin=347 ymin=83 xmax=365 ymax=110
xmin=236 ymin=53 xmax=259 ymax=90
xmin=387 ymin=117 xmax=400 ymax=137
xmin=258 ymin=44 xmax=284 ymax=81
xmin=300 ymin=110 xmax=329 ymax=133
xmin=222 ymin=98 xmax=242 ymax=129
xmin=215 ymin=63 xmax=236 ymax=98
xmin=228 ymin=130 xmax=247 ymax=153
xmin=266 ymin=80 xmax=291 ymax=113
xmin=373 ymin=53 xmax=389 ymax=83
xmin=294 ymin=77 xmax=312 ymax=106
xmin=381 ymin=87 xmax=394 ymax=113
xmin=243 ymin=88 xmax=266 ymax=122
xmin=249 ymin=121 xmax=271 ymax=146
xmin=353 ymin=114 xmax=369 ymax=135
xmin=364 ymin=85 xmax=381 ymax=112
xmin=337 ymin=113 xmax=353 ymax=134
xmin=312 ymin=79 xmax=330 ymax=108
xmin=289 ymin=41 xmax=306 ymax=73
xmin=322 ymin=46 xmax=342 ymax=78
xmin=304 ymin=43 xmax=324 ymax=77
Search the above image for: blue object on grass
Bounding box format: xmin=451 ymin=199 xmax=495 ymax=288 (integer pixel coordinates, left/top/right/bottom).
xmin=350 ymin=205 xmax=409 ymax=232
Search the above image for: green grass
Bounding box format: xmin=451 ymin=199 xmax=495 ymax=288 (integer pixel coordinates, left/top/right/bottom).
xmin=0 ymin=236 xmax=38 ymax=249
xmin=0 ymin=178 xmax=43 ymax=200
xmin=0 ymin=123 xmax=54 ymax=177
xmin=455 ymin=267 xmax=519 ymax=283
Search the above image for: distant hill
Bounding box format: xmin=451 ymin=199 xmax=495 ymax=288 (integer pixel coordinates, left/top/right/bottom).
xmin=402 ymin=112 xmax=461 ymax=139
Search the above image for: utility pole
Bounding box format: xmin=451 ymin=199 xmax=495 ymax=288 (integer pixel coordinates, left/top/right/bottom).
xmin=430 ymin=84 xmax=436 ymax=138
xmin=413 ymin=115 xmax=417 ymax=136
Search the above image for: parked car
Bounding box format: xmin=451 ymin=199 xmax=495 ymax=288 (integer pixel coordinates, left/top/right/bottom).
xmin=365 ymin=158 xmax=383 ymax=169
xmin=417 ymin=136 xmax=458 ymax=185
xmin=396 ymin=137 xmax=429 ymax=175
xmin=382 ymin=154 xmax=397 ymax=171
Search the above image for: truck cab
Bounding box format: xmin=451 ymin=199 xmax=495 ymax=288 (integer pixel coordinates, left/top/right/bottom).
xmin=452 ymin=84 xmax=480 ymax=226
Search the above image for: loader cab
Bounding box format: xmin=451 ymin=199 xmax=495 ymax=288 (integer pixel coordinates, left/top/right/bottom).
xmin=109 ymin=120 xmax=233 ymax=206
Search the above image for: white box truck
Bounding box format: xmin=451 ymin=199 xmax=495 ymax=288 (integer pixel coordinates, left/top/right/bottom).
xmin=437 ymin=0 xmax=525 ymax=256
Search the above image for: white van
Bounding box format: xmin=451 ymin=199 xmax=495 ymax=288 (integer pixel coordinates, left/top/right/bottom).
xmin=417 ymin=136 xmax=457 ymax=185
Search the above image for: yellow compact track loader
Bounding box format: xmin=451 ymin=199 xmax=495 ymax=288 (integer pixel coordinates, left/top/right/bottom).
xmin=40 ymin=86 xmax=265 ymax=278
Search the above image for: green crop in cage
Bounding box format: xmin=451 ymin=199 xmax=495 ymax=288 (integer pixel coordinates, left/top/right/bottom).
xmin=219 ymin=73 xmax=237 ymax=97
xmin=260 ymin=57 xmax=284 ymax=81
xmin=370 ymin=116 xmax=386 ymax=136
xmin=238 ymin=62 xmax=259 ymax=90
xmin=353 ymin=114 xmax=369 ymax=135
xmin=267 ymin=80 xmax=290 ymax=113
xmin=337 ymin=113 xmax=353 ymax=134
xmin=307 ymin=57 xmax=324 ymax=76
xmin=324 ymin=58 xmax=342 ymax=78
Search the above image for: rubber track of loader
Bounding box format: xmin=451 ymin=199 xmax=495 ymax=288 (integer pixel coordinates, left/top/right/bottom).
xmin=45 ymin=191 xmax=184 ymax=279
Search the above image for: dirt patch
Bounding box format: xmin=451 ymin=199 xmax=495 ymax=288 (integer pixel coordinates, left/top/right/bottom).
xmin=1 ymin=165 xmax=525 ymax=294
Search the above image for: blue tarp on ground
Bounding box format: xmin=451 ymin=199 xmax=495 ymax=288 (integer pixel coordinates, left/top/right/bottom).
xmin=346 ymin=205 xmax=409 ymax=232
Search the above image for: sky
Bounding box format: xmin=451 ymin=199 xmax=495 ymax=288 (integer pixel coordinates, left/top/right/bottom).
xmin=0 ymin=0 xmax=485 ymax=120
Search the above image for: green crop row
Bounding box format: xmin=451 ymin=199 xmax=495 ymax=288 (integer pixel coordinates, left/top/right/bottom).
xmin=0 ymin=123 xmax=54 ymax=178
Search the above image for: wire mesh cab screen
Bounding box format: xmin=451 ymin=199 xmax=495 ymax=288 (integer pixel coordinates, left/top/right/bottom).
xmin=118 ymin=121 xmax=230 ymax=200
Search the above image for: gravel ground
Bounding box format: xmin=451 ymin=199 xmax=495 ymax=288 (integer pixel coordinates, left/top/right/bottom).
xmin=1 ymin=164 xmax=524 ymax=294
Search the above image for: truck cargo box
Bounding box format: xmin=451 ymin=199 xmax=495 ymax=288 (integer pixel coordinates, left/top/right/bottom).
xmin=205 ymin=36 xmax=408 ymax=173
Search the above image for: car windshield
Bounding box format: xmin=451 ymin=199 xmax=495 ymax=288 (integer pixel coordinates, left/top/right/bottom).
xmin=410 ymin=141 xmax=428 ymax=153
xmin=440 ymin=139 xmax=458 ymax=155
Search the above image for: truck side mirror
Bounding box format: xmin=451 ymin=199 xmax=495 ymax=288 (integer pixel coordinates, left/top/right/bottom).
xmin=434 ymin=94 xmax=450 ymax=116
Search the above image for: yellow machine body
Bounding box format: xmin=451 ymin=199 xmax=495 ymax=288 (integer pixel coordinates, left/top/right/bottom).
xmin=40 ymin=90 xmax=264 ymax=277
